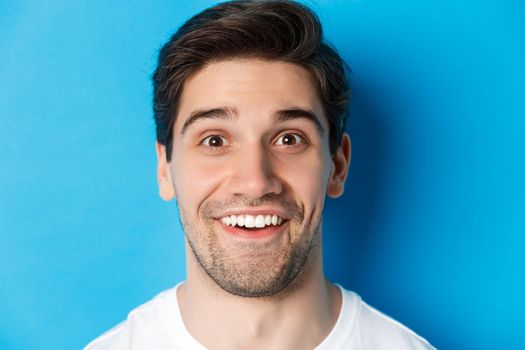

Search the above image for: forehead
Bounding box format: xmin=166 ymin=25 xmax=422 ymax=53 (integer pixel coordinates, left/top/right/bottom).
xmin=174 ymin=59 xmax=327 ymax=130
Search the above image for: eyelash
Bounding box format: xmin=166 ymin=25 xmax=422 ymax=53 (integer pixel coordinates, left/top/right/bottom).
xmin=274 ymin=132 xmax=307 ymax=146
xmin=200 ymin=134 xmax=229 ymax=150
xmin=198 ymin=131 xmax=308 ymax=150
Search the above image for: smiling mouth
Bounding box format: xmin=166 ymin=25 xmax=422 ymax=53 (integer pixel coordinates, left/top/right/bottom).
xmin=216 ymin=214 xmax=287 ymax=238
xmin=220 ymin=214 xmax=284 ymax=228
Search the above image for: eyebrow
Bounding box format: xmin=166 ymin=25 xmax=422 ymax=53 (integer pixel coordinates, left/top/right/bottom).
xmin=180 ymin=106 xmax=326 ymax=136
xmin=180 ymin=106 xmax=238 ymax=135
xmin=274 ymin=109 xmax=325 ymax=137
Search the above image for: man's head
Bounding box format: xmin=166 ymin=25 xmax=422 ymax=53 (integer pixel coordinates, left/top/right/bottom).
xmin=153 ymin=0 xmax=351 ymax=298
xmin=153 ymin=0 xmax=350 ymax=162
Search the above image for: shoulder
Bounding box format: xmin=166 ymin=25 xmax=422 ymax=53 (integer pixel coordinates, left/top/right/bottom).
xmin=341 ymin=288 xmax=436 ymax=350
xmin=83 ymin=287 xmax=179 ymax=350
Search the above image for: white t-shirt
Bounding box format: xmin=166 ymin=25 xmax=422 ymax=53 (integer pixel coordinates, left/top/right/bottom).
xmin=85 ymin=283 xmax=435 ymax=350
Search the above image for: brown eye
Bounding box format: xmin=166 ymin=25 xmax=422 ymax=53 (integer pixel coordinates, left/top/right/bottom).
xmin=275 ymin=133 xmax=304 ymax=146
xmin=202 ymin=135 xmax=228 ymax=147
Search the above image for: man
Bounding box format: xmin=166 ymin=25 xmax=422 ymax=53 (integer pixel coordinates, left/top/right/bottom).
xmin=86 ymin=1 xmax=435 ymax=349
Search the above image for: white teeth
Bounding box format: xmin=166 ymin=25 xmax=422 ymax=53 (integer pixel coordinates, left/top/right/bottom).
xmin=244 ymin=215 xmax=255 ymax=228
xmin=220 ymin=214 xmax=284 ymax=228
xmin=255 ymin=215 xmax=265 ymax=228
xmin=237 ymin=215 xmax=245 ymax=227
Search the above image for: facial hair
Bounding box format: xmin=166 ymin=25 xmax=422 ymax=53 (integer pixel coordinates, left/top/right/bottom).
xmin=178 ymin=193 xmax=321 ymax=298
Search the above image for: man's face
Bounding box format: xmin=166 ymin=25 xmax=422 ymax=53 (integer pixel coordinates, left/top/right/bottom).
xmin=157 ymin=59 xmax=349 ymax=297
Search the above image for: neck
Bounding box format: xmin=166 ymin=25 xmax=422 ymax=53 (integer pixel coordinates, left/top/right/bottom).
xmin=178 ymin=240 xmax=342 ymax=350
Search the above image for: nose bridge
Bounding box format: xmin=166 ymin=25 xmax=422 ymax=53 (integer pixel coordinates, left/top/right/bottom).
xmin=229 ymin=139 xmax=282 ymax=198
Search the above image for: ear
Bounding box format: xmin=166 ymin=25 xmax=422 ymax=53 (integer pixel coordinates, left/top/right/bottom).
xmin=327 ymin=133 xmax=351 ymax=198
xmin=155 ymin=142 xmax=176 ymax=201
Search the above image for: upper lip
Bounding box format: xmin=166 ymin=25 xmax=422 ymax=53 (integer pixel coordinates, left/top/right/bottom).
xmin=214 ymin=208 xmax=289 ymax=220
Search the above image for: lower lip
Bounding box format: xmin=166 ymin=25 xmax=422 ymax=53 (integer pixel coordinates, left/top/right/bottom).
xmin=216 ymin=220 xmax=287 ymax=239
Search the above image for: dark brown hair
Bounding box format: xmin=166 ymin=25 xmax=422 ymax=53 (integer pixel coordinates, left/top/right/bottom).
xmin=153 ymin=0 xmax=350 ymax=161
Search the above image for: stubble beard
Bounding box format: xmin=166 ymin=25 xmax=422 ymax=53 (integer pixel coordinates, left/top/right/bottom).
xmin=178 ymin=196 xmax=321 ymax=298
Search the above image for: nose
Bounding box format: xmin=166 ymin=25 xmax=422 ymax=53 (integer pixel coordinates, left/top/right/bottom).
xmin=227 ymin=142 xmax=283 ymax=199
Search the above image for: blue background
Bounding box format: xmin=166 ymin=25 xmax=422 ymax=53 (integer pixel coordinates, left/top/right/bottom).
xmin=1 ymin=1 xmax=523 ymax=349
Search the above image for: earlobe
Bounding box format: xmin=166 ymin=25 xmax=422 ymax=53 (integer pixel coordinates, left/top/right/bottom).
xmin=327 ymin=133 xmax=351 ymax=198
xmin=155 ymin=142 xmax=176 ymax=201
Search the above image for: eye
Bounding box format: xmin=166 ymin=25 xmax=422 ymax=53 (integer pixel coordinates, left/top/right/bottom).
xmin=274 ymin=133 xmax=305 ymax=146
xmin=201 ymin=134 xmax=229 ymax=148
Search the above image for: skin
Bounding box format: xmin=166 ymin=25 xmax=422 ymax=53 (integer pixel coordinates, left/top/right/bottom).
xmin=156 ymin=59 xmax=351 ymax=349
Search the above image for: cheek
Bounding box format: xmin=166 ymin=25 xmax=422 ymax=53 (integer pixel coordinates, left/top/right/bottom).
xmin=281 ymin=152 xmax=331 ymax=202
xmin=172 ymin=153 xmax=225 ymax=211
